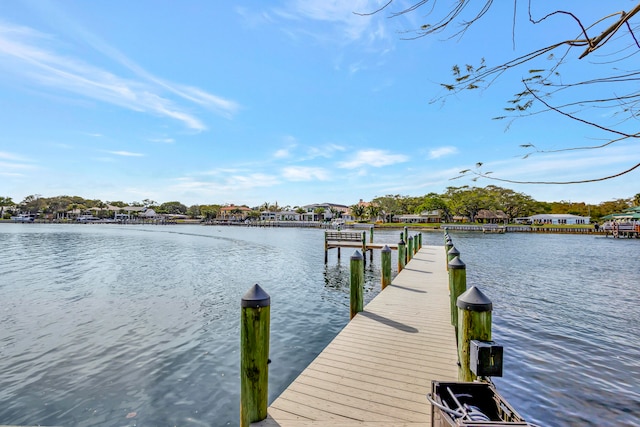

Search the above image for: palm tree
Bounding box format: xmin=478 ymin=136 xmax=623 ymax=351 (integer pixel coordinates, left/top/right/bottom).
xmin=634 ymin=193 xmax=640 ymax=207
xmin=366 ymin=205 xmax=380 ymax=222
xmin=314 ymin=207 xmax=325 ymax=221
xmin=351 ymin=204 xmax=365 ymax=221
xmin=0 ymin=196 xmax=14 ymax=219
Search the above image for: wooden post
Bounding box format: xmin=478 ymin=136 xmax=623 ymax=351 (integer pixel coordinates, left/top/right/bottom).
xmin=337 ymin=247 xmax=341 ymax=260
xmin=445 ymin=238 xmax=453 ymax=258
xmin=457 ymin=286 xmax=492 ymax=382
xmin=369 ymin=225 xmax=374 ymax=243
xmin=404 ymin=226 xmax=408 ymax=245
xmin=240 ymin=284 xmax=271 ymax=427
xmin=413 ymin=235 xmax=419 ymax=255
xmin=446 ymin=246 xmax=459 ymax=271
xmin=324 ymin=232 xmax=328 ymax=264
xmin=381 ymin=245 xmax=391 ymax=290
xmin=448 ymin=256 xmax=466 ymax=332
xmin=417 ymin=232 xmax=422 ymax=249
xmin=361 ymin=231 xmax=367 ymax=266
xmin=397 ymin=238 xmax=406 ymax=272
xmin=350 ymin=250 xmax=364 ymax=319
xmin=407 ymin=236 xmax=413 ymax=262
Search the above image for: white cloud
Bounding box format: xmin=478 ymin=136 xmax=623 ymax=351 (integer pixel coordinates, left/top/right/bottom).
xmin=149 ymin=137 xmax=175 ymax=144
xmin=338 ymin=149 xmax=409 ymax=168
xmin=0 ymin=22 xmax=239 ymax=131
xmin=429 ymin=146 xmax=459 ymax=159
xmin=284 ymin=0 xmax=382 ymax=42
xmin=274 ymin=148 xmax=292 ymax=159
xmin=107 ymin=151 xmax=144 ymax=157
xmin=305 ymin=143 xmax=346 ymax=159
xmin=282 ymin=166 xmax=330 ymax=181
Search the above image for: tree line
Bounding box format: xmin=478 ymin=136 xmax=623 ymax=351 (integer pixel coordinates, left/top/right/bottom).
xmin=2 ymin=186 xmax=639 ymax=223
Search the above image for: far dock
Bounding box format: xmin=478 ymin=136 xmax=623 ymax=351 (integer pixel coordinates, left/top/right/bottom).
xmin=255 ymin=245 xmax=458 ymax=426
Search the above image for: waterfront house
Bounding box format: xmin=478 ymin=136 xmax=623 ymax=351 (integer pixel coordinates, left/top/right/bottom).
xmin=260 ymin=210 xmax=302 ymax=221
xmin=395 ymin=210 xmax=441 ymax=223
xmin=520 ymin=214 xmax=590 ymax=225
xmin=219 ymin=205 xmax=252 ymax=221
xmin=301 ymin=203 xmax=350 ymax=222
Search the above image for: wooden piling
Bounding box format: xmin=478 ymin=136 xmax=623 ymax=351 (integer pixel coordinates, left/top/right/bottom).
xmin=404 ymin=226 xmax=408 ymax=245
xmin=381 ymin=245 xmax=391 ymax=290
xmin=369 ymin=225 xmax=374 ymax=243
xmin=457 ymin=286 xmax=492 ymax=382
xmin=407 ymin=236 xmax=413 ymax=262
xmin=350 ymin=250 xmax=364 ymax=319
xmin=447 ymin=246 xmax=460 ymax=271
xmin=397 ymin=239 xmax=406 ymax=272
xmin=240 ymin=284 xmax=271 ymax=427
xmin=448 ymin=256 xmax=466 ymax=331
xmin=324 ymin=235 xmax=328 ymax=264
xmin=445 ymin=238 xmax=453 ymax=258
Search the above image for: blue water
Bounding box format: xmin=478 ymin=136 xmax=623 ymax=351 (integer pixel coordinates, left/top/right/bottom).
xmin=0 ymin=224 xmax=638 ymax=426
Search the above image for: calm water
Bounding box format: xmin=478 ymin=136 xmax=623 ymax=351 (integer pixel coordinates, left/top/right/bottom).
xmin=0 ymin=224 xmax=638 ymax=426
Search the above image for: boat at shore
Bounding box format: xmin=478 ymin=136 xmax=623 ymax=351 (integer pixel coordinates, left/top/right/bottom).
xmin=10 ymin=214 xmax=35 ymax=223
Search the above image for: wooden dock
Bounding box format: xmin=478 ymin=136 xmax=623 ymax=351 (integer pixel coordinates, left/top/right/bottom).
xmin=254 ymin=245 xmax=457 ymax=426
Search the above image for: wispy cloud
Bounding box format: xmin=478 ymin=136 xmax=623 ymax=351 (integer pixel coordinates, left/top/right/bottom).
xmin=281 ymin=0 xmax=383 ymax=42
xmin=107 ymin=151 xmax=144 ymax=157
xmin=171 ymin=173 xmax=280 ymax=194
xmin=338 ymin=149 xmax=409 ymax=168
xmin=305 ymin=143 xmax=345 ymax=159
xmin=0 ymin=151 xmax=37 ymax=177
xmin=429 ymin=146 xmax=459 ymax=159
xmin=0 ymin=21 xmax=239 ymax=131
xmin=282 ymin=166 xmax=330 ymax=181
xmin=149 ymin=137 xmax=175 ymax=144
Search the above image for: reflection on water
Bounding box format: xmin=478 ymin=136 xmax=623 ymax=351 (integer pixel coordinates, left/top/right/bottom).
xmin=0 ymin=225 xmax=638 ymax=426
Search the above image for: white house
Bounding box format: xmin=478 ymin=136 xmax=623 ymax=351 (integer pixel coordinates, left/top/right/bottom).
xmin=521 ymin=214 xmax=590 ymax=225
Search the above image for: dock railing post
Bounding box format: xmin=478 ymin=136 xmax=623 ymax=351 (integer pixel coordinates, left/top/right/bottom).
xmin=350 ymin=250 xmax=364 ymax=319
xmin=448 ymin=256 xmax=466 ymax=334
xmin=445 ymin=237 xmax=453 ymax=259
xmin=240 ymin=284 xmax=271 ymax=427
xmin=407 ymin=236 xmax=413 ymax=262
xmin=397 ymin=238 xmax=406 ymax=272
xmin=447 ymin=246 xmax=459 ymax=271
xmin=456 ymin=286 xmax=492 ymax=382
xmin=381 ymin=245 xmax=391 ymax=290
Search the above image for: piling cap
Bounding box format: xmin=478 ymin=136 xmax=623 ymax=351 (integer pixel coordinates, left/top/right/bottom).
xmin=381 ymin=245 xmax=391 ymax=253
xmin=241 ymin=284 xmax=271 ymax=308
xmin=448 ymin=256 xmax=465 ymax=269
xmin=457 ymin=286 xmax=492 ymax=311
xmin=448 ymin=246 xmax=460 ymax=257
xmin=398 ymin=238 xmax=405 ymax=246
xmin=351 ymin=250 xmax=363 ymax=260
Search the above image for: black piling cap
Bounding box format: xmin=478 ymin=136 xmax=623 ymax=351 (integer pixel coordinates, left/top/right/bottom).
xmin=398 ymin=238 xmax=405 ymax=246
xmin=448 ymin=256 xmax=465 ymax=269
xmin=448 ymin=246 xmax=460 ymax=257
xmin=381 ymin=245 xmax=391 ymax=253
xmin=457 ymin=286 xmax=492 ymax=312
xmin=241 ymin=284 xmax=271 ymax=308
xmin=351 ymin=250 xmax=363 ymax=260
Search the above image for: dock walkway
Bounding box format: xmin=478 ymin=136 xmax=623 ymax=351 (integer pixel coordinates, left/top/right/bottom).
xmin=255 ymin=245 xmax=457 ymax=426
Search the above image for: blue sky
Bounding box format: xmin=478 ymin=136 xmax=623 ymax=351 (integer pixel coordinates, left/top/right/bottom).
xmin=1 ymin=1 xmax=639 ymax=207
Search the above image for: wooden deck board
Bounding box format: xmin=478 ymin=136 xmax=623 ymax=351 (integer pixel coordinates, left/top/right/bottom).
xmin=253 ymin=245 xmax=457 ymax=427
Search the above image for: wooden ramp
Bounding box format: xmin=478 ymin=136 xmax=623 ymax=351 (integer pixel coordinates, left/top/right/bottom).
xmin=254 ymin=245 xmax=458 ymax=426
